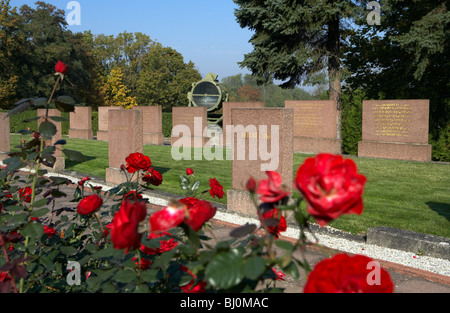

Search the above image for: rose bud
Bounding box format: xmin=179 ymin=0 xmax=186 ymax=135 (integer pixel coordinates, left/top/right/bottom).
xmin=55 ymin=60 xmax=69 ymax=75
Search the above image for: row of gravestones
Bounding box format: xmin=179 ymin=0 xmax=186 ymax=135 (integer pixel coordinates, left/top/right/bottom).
xmin=0 ymin=99 xmax=432 ymax=217
xmin=0 ymin=100 xmax=432 ymax=204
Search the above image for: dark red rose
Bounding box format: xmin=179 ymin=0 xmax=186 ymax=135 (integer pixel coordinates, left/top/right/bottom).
xmin=132 ymin=257 xmax=152 ymax=270
xmin=140 ymin=231 xmax=178 ymax=255
xmin=123 ymin=190 xmax=143 ymax=201
xmin=142 ymin=167 xmax=163 ymax=186
xmin=125 ymin=152 xmax=152 ymax=173
xmin=149 ymin=204 xmax=185 ymax=234
xmin=110 ymin=200 xmax=147 ymax=253
xmin=55 ymin=60 xmax=69 ymax=74
xmin=271 ymin=267 xmax=286 ymax=281
xmin=76 ymin=195 xmax=103 ymax=215
xmin=179 ymin=266 xmax=207 ymax=293
xmin=178 ymin=197 xmax=199 ymax=207
xmin=183 ymin=199 xmax=216 ymax=232
xmin=78 ymin=176 xmax=91 ymax=186
xmin=18 ymin=187 xmax=33 ymax=203
xmin=186 ymin=168 xmax=194 ymax=176
xmin=3 ymin=230 xmax=23 ymax=243
xmin=256 ymin=171 xmax=290 ymax=203
xmin=295 ymin=154 xmax=367 ymax=227
xmin=44 ymin=226 xmax=57 ymax=238
xmin=303 ymin=254 xmax=394 ymax=293
xmin=208 ymin=178 xmax=225 ymax=199
xmin=246 ymin=177 xmax=257 ymax=192
xmin=260 ymin=208 xmax=287 ymax=238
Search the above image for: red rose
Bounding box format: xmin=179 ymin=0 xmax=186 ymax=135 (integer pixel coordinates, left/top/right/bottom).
xmin=271 ymin=267 xmax=286 ymax=281
xmin=303 ymin=254 xmax=394 ymax=293
xmin=183 ymin=199 xmax=216 ymax=232
xmin=133 ymin=257 xmax=152 ymax=270
xmin=208 ymin=178 xmax=225 ymax=199
xmin=256 ymin=171 xmax=290 ymax=203
xmin=149 ymin=205 xmax=185 ymax=234
xmin=186 ymin=168 xmax=194 ymax=176
xmin=111 ymin=200 xmax=147 ymax=253
xmin=295 ymin=154 xmax=367 ymax=227
xmin=180 ymin=266 xmax=207 ymax=293
xmin=19 ymin=187 xmax=33 ymax=203
xmin=142 ymin=167 xmax=163 ymax=186
xmin=123 ymin=190 xmax=143 ymax=201
xmin=260 ymin=208 xmax=287 ymax=238
xmin=140 ymin=231 xmax=178 ymax=255
xmin=55 ymin=60 xmax=69 ymax=74
xmin=76 ymin=195 xmax=103 ymax=215
xmin=44 ymin=226 xmax=57 ymax=238
xmin=125 ymin=152 xmax=152 ymax=173
xmin=78 ymin=176 xmax=91 ymax=186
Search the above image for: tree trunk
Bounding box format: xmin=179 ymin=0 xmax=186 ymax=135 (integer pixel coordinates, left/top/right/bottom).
xmin=327 ymin=17 xmax=342 ymax=153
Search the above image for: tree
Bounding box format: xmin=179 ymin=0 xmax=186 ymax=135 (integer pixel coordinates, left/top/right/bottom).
xmin=344 ymin=0 xmax=450 ymax=161
xmin=100 ymin=66 xmax=138 ymax=109
xmin=233 ymin=0 xmax=366 ymax=152
xmin=0 ymin=0 xmax=23 ymax=108
xmin=0 ymin=1 xmax=103 ymax=108
xmin=236 ymin=85 xmax=262 ymax=102
xmin=136 ymin=43 xmax=201 ymax=111
xmin=88 ymin=31 xmax=156 ymax=99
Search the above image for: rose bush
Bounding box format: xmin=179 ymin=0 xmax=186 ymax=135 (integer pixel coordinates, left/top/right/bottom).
xmin=0 ymin=61 xmax=394 ymax=294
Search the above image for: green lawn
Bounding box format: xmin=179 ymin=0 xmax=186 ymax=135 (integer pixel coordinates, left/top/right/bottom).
xmin=9 ymin=134 xmax=450 ymax=238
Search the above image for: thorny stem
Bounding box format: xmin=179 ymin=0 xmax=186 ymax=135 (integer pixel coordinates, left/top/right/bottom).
xmin=93 ymin=212 xmax=105 ymax=240
xmin=19 ymin=131 xmax=45 ymax=293
xmin=47 ymin=75 xmax=60 ymax=107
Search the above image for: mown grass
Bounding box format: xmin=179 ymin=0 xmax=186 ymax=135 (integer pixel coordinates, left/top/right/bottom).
xmin=9 ymin=134 xmax=450 ymax=238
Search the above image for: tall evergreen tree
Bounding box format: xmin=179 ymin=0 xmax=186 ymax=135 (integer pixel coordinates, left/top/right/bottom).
xmin=233 ymin=0 xmax=366 ymax=151
xmin=344 ymin=0 xmax=450 ymax=160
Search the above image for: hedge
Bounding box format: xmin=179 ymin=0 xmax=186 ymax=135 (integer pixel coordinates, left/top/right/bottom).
xmin=2 ymin=110 xmax=172 ymax=137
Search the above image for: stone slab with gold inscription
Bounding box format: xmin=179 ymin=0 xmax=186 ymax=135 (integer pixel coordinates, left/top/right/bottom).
xmin=170 ymin=107 xmax=208 ymax=148
xmin=132 ymin=106 xmax=164 ymax=145
xmin=105 ymin=109 xmax=143 ymax=185
xmin=285 ymin=100 xmax=341 ymax=154
xmin=69 ymin=106 xmax=93 ymax=140
xmin=358 ymin=100 xmax=432 ymax=162
xmin=222 ymin=101 xmax=265 ymax=146
xmin=227 ymin=108 xmax=293 ymax=217
xmin=0 ymin=112 xmax=10 ymax=161
xmin=96 ymin=107 xmax=123 ymax=141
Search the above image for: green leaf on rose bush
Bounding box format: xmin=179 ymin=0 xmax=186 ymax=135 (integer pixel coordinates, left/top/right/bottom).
xmin=21 ymin=222 xmax=44 ymax=240
xmin=244 ymin=256 xmax=267 ymax=280
xmin=205 ymin=249 xmax=245 ymax=289
xmin=30 ymin=207 xmax=50 ymax=218
xmin=113 ymin=269 xmax=138 ymax=283
xmin=39 ymin=121 xmax=57 ymax=139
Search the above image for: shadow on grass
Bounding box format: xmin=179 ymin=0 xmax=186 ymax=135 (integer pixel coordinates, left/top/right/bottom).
xmin=65 ymin=155 xmax=97 ymax=169
xmin=426 ymin=201 xmax=450 ymax=222
xmin=152 ymin=166 xmax=171 ymax=175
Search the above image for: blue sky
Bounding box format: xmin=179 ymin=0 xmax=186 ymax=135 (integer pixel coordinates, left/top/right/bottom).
xmin=12 ymin=0 xmax=255 ymax=81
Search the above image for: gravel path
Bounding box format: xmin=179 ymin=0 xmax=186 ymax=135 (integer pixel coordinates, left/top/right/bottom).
xmin=7 ymin=169 xmax=450 ymax=279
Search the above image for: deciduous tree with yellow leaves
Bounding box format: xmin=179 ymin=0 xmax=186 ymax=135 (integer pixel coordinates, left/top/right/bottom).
xmin=100 ymin=66 xmax=137 ymax=109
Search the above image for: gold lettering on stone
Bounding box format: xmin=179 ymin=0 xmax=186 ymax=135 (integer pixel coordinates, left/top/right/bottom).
xmin=293 ymin=102 xmax=325 ymax=137
xmin=372 ymin=103 xmax=412 ymax=138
